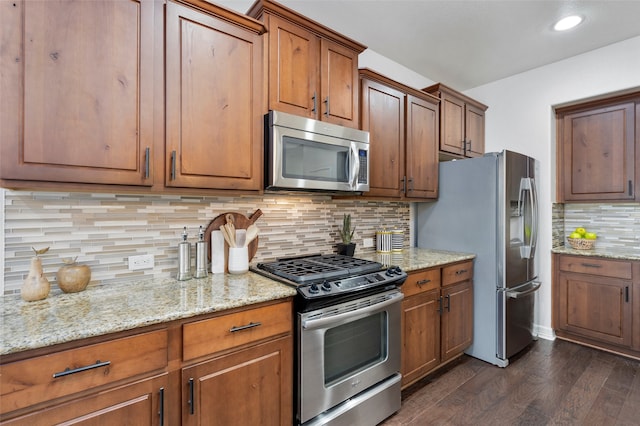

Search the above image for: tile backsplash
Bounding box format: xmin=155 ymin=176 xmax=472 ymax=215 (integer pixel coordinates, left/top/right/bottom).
xmin=554 ymin=202 xmax=640 ymax=250
xmin=3 ymin=191 xmax=410 ymax=295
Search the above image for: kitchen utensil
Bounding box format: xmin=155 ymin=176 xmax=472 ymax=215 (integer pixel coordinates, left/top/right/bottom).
xmin=225 ymin=214 xmax=236 ymax=247
xmin=204 ymin=210 xmax=261 ymax=271
xmin=244 ymin=224 xmax=259 ymax=247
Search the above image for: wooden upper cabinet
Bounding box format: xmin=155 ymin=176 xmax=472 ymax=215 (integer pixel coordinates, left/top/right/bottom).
xmin=248 ymin=0 xmax=365 ymax=128
xmin=406 ymin=94 xmax=439 ymax=199
xmin=423 ymin=83 xmax=487 ymax=159
xmin=165 ymin=0 xmax=264 ymax=190
xmin=360 ymin=76 xmax=405 ymax=198
xmin=360 ymin=69 xmax=439 ymax=200
xmin=557 ymin=99 xmax=636 ymax=202
xmin=0 ymin=0 xmax=155 ymax=186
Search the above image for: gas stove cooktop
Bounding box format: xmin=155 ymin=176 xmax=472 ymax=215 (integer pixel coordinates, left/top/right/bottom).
xmin=252 ymin=254 xmax=407 ymax=300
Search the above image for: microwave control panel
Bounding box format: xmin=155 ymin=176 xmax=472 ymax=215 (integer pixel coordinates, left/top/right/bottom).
xmin=358 ymin=150 xmax=368 ymax=183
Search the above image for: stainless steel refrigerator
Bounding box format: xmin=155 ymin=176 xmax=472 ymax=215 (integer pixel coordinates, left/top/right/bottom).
xmin=416 ymin=150 xmax=540 ymax=367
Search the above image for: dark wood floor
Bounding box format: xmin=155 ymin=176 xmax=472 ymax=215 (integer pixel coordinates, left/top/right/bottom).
xmin=381 ymin=339 xmax=640 ymax=425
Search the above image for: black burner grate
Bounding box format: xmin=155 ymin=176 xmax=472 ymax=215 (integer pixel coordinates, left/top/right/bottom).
xmin=259 ymin=254 xmax=382 ymax=283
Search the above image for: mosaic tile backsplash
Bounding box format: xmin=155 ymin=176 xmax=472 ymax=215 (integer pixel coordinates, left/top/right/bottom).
xmin=555 ymin=203 xmax=640 ymax=250
xmin=3 ymin=191 xmax=410 ymax=295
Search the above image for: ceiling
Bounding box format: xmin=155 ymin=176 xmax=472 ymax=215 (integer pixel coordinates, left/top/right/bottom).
xmin=217 ymin=0 xmax=640 ymax=91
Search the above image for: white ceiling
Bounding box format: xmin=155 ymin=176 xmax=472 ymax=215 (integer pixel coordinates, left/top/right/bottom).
xmin=218 ymin=0 xmax=640 ymax=91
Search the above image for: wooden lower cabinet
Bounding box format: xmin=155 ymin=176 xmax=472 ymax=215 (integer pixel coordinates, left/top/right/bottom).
xmin=401 ymin=261 xmax=474 ymax=388
xmin=0 ymin=300 xmax=294 ymax=425
xmin=2 ymin=374 xmax=169 ymax=426
xmin=554 ymin=254 xmax=637 ymax=355
xmin=182 ymin=336 xmax=292 ymax=426
xmin=402 ymin=288 xmax=441 ymax=386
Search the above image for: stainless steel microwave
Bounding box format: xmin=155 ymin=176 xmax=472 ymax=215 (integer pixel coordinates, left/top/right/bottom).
xmin=265 ymin=110 xmax=370 ymax=193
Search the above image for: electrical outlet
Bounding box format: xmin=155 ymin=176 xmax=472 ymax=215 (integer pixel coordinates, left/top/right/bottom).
xmin=362 ymin=237 xmax=374 ymax=248
xmin=128 ymin=254 xmax=155 ymax=271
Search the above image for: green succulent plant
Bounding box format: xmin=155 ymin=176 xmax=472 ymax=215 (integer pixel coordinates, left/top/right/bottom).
xmin=339 ymin=214 xmax=355 ymax=244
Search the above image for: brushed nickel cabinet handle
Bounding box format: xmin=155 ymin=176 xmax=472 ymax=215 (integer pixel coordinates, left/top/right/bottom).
xmin=324 ymin=96 xmax=330 ymax=117
xmin=144 ymin=147 xmax=150 ymax=179
xmin=159 ymin=387 xmax=165 ymax=425
xmin=416 ymin=279 xmax=431 ymax=287
xmin=188 ymin=378 xmax=195 ymax=415
xmin=580 ymin=263 xmax=602 ymax=268
xmin=171 ymin=150 xmax=176 ymax=181
xmin=445 ymin=294 xmax=451 ymax=312
xmin=312 ymin=92 xmax=317 ymax=115
xmin=53 ymin=360 xmax=110 ymax=378
xmin=455 ymin=269 xmax=468 ymax=275
xmin=230 ymin=322 xmax=262 ymax=333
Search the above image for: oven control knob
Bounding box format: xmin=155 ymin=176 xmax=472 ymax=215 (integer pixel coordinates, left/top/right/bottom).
xmin=309 ymin=284 xmax=320 ymax=294
xmin=322 ymin=281 xmax=332 ymax=291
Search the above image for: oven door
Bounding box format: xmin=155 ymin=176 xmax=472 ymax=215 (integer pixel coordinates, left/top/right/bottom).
xmin=297 ymin=289 xmax=403 ymax=424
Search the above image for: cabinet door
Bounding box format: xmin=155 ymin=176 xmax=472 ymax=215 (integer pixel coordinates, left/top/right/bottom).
xmin=561 ymin=102 xmax=635 ymax=201
xmin=557 ymin=272 xmax=632 ymax=347
xmin=2 ymin=374 xmax=168 ymax=426
xmin=439 ymin=93 xmax=465 ymax=156
xmin=465 ymin=103 xmax=485 ymax=157
xmin=320 ymin=39 xmax=359 ymax=128
xmin=360 ymin=78 xmax=404 ymax=198
xmin=266 ymin=14 xmax=319 ymax=119
xmin=401 ymin=289 xmax=440 ymax=388
xmin=0 ymin=0 xmax=155 ymax=186
xmin=441 ymin=281 xmax=473 ymax=363
xmin=405 ymin=94 xmax=439 ymax=199
xmin=165 ymin=1 xmax=263 ymax=190
xmin=182 ymin=336 xmax=292 ymax=426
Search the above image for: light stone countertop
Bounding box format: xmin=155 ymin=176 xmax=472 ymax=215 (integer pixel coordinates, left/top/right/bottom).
xmin=0 ymin=248 xmax=474 ymax=356
xmin=551 ymin=246 xmax=640 ymax=261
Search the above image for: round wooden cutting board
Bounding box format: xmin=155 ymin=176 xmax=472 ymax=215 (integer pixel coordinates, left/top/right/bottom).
xmin=204 ymin=209 xmax=262 ymax=263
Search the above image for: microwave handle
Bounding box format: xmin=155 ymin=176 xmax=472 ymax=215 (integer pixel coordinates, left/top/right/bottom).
xmin=349 ymin=144 xmax=360 ymax=190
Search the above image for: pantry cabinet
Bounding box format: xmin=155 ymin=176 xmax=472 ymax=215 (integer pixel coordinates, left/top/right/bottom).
xmin=556 ymin=94 xmax=639 ymax=202
xmin=423 ymin=83 xmax=487 ymax=159
xmin=401 ymin=260 xmax=474 ymax=389
xmin=0 ymin=0 xmax=156 ymax=187
xmin=553 ymin=254 xmax=640 ymax=357
xmin=360 ymin=69 xmax=440 ymax=200
xmin=248 ymin=0 xmax=365 ymax=128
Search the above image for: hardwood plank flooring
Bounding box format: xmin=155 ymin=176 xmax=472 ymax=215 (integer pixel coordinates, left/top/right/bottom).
xmin=381 ymin=339 xmax=640 ymax=425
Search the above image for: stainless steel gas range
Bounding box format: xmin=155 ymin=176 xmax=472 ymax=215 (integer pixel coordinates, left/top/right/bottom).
xmin=252 ymin=254 xmax=407 ymax=426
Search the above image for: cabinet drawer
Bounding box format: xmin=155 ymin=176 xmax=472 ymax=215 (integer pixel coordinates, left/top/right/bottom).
xmin=442 ymin=261 xmax=474 ymax=286
xmin=402 ymin=269 xmax=440 ymax=297
xmin=559 ymin=256 xmax=632 ymax=280
xmin=0 ymin=329 xmax=168 ymax=415
xmin=183 ymin=301 xmax=292 ymax=362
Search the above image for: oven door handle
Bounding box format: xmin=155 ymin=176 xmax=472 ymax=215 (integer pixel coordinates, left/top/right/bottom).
xmin=302 ymin=292 xmax=404 ymax=330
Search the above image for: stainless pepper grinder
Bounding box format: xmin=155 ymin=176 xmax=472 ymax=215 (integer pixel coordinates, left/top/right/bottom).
xmin=177 ymin=227 xmax=192 ymax=281
xmin=194 ymin=225 xmax=208 ymax=278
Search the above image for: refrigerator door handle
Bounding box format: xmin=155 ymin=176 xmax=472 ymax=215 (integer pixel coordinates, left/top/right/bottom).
xmin=518 ymin=177 xmax=537 ymax=259
xmin=506 ymin=281 xmax=541 ymax=299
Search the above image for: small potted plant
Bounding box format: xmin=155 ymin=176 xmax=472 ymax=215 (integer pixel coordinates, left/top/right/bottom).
xmin=336 ymin=213 xmax=356 ymax=256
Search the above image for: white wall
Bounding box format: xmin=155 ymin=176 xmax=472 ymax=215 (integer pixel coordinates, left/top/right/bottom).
xmin=359 ymin=49 xmax=436 ymax=90
xmin=465 ymin=36 xmax=640 ymax=338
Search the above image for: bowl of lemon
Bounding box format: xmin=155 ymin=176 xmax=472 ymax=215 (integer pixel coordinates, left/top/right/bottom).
xmin=567 ymin=227 xmax=597 ymax=250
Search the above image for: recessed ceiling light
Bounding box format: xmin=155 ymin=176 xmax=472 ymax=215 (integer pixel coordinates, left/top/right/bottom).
xmin=554 ymin=15 xmax=583 ymax=31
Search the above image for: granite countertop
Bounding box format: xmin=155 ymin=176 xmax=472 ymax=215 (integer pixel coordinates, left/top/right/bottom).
xmin=357 ymin=247 xmax=476 ymax=272
xmin=551 ymin=246 xmax=640 ymax=261
xmin=0 ymin=248 xmax=474 ymax=356
xmin=1 ymin=273 xmax=296 ymax=356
